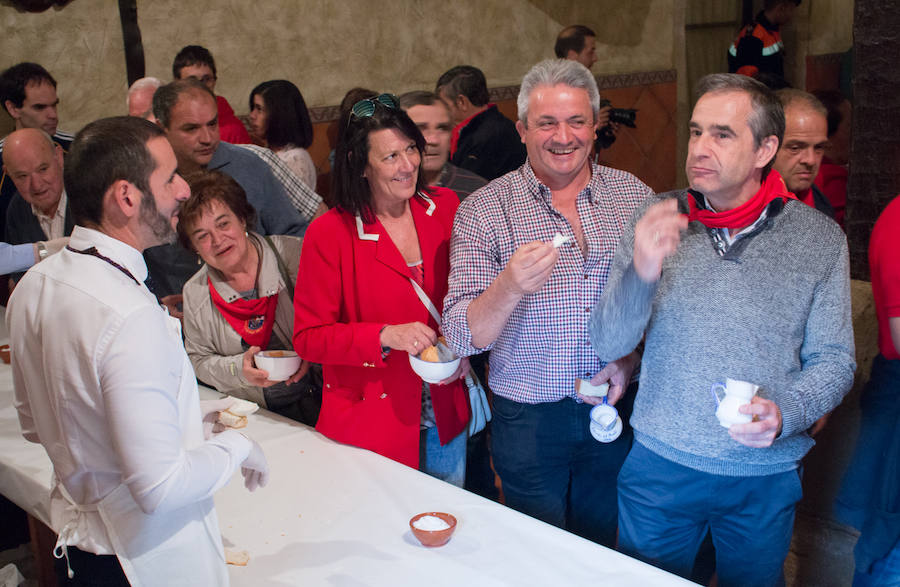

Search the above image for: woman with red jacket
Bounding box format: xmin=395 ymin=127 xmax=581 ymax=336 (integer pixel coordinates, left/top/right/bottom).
xmin=293 ymin=94 xmax=470 ymax=484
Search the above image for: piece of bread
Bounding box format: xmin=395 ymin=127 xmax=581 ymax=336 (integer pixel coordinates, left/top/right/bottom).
xmin=217 ymin=410 xmax=247 ymax=429
xmin=227 ymin=397 xmax=260 ymax=417
xmin=224 ymin=548 xmax=250 ymax=566
xmin=576 ymin=379 xmax=610 ymax=397
xmin=419 ymin=345 xmax=440 ymax=362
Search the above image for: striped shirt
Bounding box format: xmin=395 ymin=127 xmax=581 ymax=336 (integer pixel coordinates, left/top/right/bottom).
xmin=237 ymin=144 xmax=323 ymax=222
xmin=443 ymin=162 xmax=652 ymax=404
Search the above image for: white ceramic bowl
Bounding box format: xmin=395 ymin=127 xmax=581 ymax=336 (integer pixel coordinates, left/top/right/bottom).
xmin=409 ymin=353 xmax=460 ymax=384
xmin=254 ymin=350 xmax=302 ymax=382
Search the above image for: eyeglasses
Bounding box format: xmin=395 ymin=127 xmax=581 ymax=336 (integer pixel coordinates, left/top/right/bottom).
xmin=350 ymin=93 xmax=400 ymax=120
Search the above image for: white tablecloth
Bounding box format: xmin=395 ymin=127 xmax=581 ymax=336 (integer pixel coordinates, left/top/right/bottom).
xmin=0 ymin=313 xmax=693 ymax=586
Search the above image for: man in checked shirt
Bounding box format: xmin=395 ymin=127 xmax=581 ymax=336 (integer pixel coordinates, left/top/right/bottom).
xmin=443 ymin=59 xmax=653 ymax=547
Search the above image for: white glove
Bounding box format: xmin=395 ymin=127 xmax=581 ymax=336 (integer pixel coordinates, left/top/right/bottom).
xmin=200 ymin=397 xmax=236 ymax=440
xmin=241 ymin=438 xmax=269 ymax=492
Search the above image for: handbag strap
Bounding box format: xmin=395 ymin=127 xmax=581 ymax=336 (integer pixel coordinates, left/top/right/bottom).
xmin=408 ymin=276 xmax=481 ymax=388
xmin=263 ymin=235 xmax=294 ymax=300
xmin=409 ymin=277 xmax=441 ymax=328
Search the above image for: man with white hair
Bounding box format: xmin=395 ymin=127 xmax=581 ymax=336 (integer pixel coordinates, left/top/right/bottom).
xmin=2 ymin=128 xmax=73 ymax=280
xmin=127 ymin=77 xmax=162 ymax=121
xmin=443 ymin=59 xmax=653 ymax=546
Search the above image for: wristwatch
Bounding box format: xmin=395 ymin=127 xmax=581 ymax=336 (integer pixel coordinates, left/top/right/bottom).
xmin=36 ymin=242 xmax=48 ymax=262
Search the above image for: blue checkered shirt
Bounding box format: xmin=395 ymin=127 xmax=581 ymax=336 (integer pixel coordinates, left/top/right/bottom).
xmin=443 ymin=162 xmax=652 ymax=404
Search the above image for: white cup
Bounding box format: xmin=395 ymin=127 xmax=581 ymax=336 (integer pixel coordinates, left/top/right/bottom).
xmin=712 ymin=378 xmax=759 ymax=428
xmin=589 ymin=402 xmax=623 ymax=443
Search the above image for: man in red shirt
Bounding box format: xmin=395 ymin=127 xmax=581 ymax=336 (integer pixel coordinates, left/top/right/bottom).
xmin=834 ymin=195 xmax=900 ymax=585
xmin=172 ymin=45 xmax=251 ymax=145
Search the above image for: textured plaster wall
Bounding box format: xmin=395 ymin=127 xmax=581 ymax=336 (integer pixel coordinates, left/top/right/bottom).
xmin=1 ymin=0 xmax=674 ymax=134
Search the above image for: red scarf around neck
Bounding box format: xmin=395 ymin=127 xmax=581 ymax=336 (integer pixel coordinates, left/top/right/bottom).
xmin=687 ymin=169 xmax=795 ymax=230
xmin=208 ymin=277 xmax=279 ymax=349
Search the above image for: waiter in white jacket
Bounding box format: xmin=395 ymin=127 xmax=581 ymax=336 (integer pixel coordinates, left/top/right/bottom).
xmin=7 ymin=116 xmax=268 ymax=586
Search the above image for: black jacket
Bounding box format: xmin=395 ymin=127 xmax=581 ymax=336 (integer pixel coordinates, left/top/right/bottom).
xmin=451 ymin=105 xmax=526 ymax=181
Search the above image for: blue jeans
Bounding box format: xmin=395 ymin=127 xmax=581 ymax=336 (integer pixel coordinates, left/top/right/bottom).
xmin=490 ymin=393 xmax=633 ymax=547
xmin=618 ymin=442 xmax=801 ymax=587
xmin=855 ymin=539 xmax=900 ymax=587
xmin=419 ymin=426 xmax=467 ymax=487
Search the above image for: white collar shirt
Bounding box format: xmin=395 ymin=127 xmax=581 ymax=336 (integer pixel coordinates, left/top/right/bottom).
xmin=32 ymin=190 xmax=67 ymax=240
xmin=7 ymin=225 xmax=250 ymax=555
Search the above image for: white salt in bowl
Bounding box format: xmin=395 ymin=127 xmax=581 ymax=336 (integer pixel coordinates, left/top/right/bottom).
xmin=254 ymin=350 xmax=302 ymax=381
xmin=409 ymin=512 xmax=457 ymax=547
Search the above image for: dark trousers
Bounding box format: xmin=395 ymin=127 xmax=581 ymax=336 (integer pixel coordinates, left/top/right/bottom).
xmin=54 ymin=546 xmax=129 ymax=587
xmin=618 ymin=442 xmax=801 ymax=587
xmin=490 ymin=391 xmax=634 ymax=547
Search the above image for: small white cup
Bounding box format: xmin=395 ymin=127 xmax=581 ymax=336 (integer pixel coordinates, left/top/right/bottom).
xmin=712 ymin=378 xmax=759 ymax=428
xmin=589 ymin=402 xmax=623 ymax=443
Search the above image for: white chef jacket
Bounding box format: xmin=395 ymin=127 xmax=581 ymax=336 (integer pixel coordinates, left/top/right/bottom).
xmin=7 ymin=225 xmax=251 ymax=556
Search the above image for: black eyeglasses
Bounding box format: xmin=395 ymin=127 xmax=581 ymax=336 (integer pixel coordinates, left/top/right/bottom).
xmin=350 ymin=93 xmax=400 ymax=120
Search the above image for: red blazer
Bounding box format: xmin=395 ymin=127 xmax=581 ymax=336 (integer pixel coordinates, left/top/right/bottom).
xmin=293 ymin=187 xmax=470 ymax=468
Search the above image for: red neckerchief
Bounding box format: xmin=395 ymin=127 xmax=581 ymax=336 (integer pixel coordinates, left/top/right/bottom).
xmin=449 ymin=104 xmax=494 ymax=158
xmin=208 ymin=277 xmax=279 ymax=348
xmin=687 ymin=169 xmax=795 ymax=229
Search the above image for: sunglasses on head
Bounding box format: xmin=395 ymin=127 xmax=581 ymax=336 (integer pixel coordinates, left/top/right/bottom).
xmin=350 ymin=93 xmax=400 ymax=120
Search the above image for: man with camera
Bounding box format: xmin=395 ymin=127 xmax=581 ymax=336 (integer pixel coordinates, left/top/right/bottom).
xmin=556 ymin=26 xmax=636 ymax=152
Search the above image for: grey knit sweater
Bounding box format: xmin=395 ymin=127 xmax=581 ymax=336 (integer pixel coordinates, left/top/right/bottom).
xmin=590 ymin=191 xmax=855 ymax=476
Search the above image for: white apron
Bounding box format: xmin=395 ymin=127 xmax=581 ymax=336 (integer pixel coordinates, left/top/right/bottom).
xmin=53 ymin=312 xmax=229 ymax=586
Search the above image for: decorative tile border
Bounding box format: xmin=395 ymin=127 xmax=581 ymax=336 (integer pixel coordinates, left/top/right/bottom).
xmin=309 ymin=69 xmax=677 ymax=124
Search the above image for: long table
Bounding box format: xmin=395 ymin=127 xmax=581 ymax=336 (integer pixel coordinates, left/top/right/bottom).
xmin=0 ymin=322 xmax=693 ymax=586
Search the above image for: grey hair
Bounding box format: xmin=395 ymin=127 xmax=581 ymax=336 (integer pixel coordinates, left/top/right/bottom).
xmin=775 ymin=88 xmax=827 ymax=118
xmin=695 ymin=73 xmax=784 ymax=150
xmin=517 ymin=59 xmax=600 ymax=124
xmin=126 ymin=77 xmax=162 ymax=117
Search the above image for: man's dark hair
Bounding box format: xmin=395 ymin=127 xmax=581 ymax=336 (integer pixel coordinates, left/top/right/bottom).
xmin=177 ymin=170 xmax=258 ymax=251
xmin=153 ymin=79 xmax=216 ymax=129
xmin=398 ymin=90 xmax=447 ymax=111
xmin=554 ymin=25 xmax=596 ymax=59
xmin=250 ymin=80 xmax=314 ymax=150
xmin=695 ymin=73 xmax=784 ymax=174
xmin=333 ymin=100 xmax=426 ymax=224
xmin=172 ymin=45 xmax=217 ymax=80
xmin=64 ymin=117 xmax=165 ymax=226
xmin=435 ymin=66 xmax=489 ymax=107
xmin=0 ymin=62 xmax=56 ymax=111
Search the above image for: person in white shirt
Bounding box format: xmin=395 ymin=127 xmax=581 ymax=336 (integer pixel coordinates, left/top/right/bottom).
xmin=7 ymin=116 xmax=268 ymax=586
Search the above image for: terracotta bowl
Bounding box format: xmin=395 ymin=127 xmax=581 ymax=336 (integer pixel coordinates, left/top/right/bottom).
xmin=0 ymin=344 xmax=10 ymax=364
xmin=409 ymin=512 xmax=457 ymax=547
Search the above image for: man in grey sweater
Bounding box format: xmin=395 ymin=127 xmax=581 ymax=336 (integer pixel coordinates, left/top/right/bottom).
xmin=590 ymin=73 xmax=855 ymax=586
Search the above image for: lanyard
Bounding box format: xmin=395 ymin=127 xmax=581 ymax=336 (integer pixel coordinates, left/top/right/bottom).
xmin=66 ymin=246 xmax=141 ymax=286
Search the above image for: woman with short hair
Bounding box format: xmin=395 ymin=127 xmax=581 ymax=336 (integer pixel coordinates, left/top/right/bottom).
xmin=180 ymin=170 xmax=321 ymax=426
